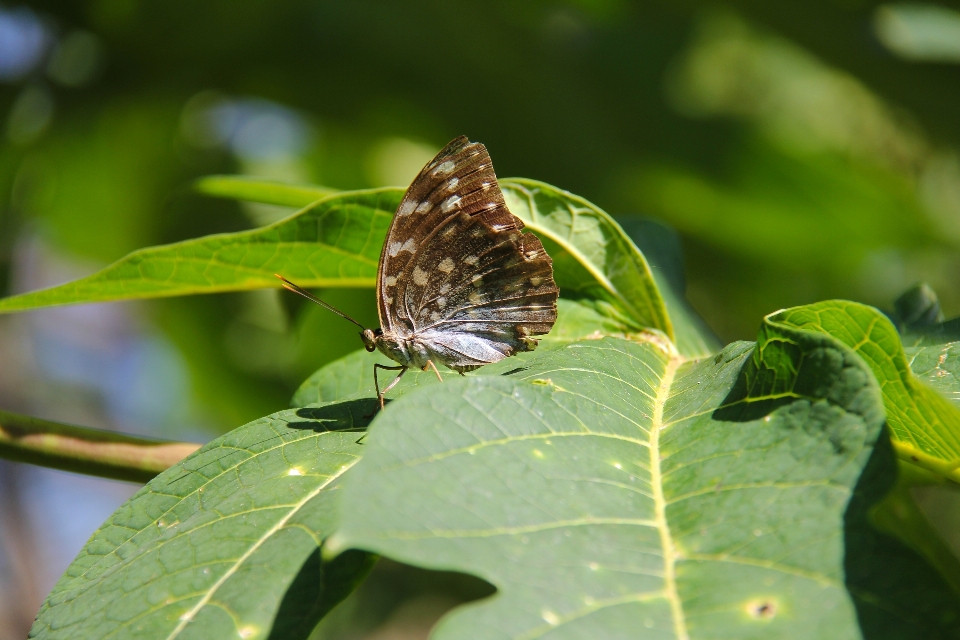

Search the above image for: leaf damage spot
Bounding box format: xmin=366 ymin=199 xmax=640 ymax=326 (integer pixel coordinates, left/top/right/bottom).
xmin=745 ymin=598 xmax=778 ymax=620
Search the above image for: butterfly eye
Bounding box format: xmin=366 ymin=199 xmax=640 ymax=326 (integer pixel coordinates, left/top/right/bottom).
xmin=361 ymin=329 xmax=378 ymax=352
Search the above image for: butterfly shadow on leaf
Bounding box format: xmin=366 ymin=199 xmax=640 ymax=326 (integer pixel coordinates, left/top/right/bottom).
xmin=287 ymin=398 xmax=379 ymax=435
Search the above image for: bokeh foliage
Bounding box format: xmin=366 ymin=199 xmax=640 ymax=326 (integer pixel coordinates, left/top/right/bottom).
xmin=4 ymin=0 xmax=960 ymax=431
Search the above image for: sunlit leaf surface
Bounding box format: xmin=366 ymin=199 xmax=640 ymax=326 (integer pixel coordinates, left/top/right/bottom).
xmin=330 ymin=335 xmax=960 ymax=639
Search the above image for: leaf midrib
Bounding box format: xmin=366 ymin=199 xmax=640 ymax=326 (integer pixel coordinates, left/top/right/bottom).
xmin=650 ymin=350 xmax=688 ymax=640
xmin=164 ymin=455 xmax=361 ymax=639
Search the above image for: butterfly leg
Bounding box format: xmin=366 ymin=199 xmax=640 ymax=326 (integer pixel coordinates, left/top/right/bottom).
xmin=424 ymin=360 xmax=443 ymax=382
xmin=374 ymin=364 xmax=407 ymax=410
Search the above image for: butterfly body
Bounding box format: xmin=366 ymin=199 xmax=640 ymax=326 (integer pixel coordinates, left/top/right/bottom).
xmin=282 ymin=136 xmax=558 ymax=408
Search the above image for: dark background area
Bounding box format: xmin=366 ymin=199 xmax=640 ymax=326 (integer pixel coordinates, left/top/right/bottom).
xmin=1 ymin=1 xmax=960 ymax=637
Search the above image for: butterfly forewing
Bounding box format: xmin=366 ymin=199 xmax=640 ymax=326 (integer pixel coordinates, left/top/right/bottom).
xmin=377 ymin=136 xmax=558 ymax=370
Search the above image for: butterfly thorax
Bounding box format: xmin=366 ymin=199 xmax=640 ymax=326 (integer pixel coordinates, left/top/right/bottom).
xmin=373 ymin=330 xmax=418 ymax=368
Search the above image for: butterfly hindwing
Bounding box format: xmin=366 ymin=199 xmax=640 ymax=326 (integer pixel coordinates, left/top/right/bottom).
xmin=376 ymin=137 xmax=558 ymax=370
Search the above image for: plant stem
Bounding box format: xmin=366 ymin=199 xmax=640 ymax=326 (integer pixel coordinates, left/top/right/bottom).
xmin=0 ymin=409 xmax=201 ymax=483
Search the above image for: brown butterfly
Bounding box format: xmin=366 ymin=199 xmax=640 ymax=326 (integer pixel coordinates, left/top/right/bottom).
xmin=279 ymin=136 xmax=559 ymax=409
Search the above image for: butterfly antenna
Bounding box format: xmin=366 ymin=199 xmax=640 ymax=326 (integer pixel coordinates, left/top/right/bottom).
xmin=274 ymin=274 xmax=366 ymax=329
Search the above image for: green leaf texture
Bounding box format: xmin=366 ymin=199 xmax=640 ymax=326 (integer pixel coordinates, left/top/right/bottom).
xmin=0 ymin=189 xmax=399 ymax=312
xmin=500 ymin=180 xmax=672 ymax=343
xmin=330 ymin=336 xmax=960 ymax=638
xmin=30 ymin=401 xmax=376 ymax=640
xmin=767 ymin=301 xmax=960 ymax=481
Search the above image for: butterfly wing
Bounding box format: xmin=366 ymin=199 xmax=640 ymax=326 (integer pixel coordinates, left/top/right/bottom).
xmin=376 ymin=136 xmax=558 ymax=370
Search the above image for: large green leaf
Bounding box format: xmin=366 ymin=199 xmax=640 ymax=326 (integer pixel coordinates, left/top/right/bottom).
xmin=329 ymin=334 xmax=960 ymax=638
xmin=30 ymin=401 xmax=376 ymax=640
xmin=498 ymin=180 xmax=671 ymax=339
xmin=766 ymin=301 xmax=960 ymax=481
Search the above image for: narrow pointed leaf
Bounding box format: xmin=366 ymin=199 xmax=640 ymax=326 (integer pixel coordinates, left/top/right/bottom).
xmin=30 ymin=400 xmax=376 ymax=640
xmin=768 ymin=301 xmax=960 ymax=481
xmin=195 ymin=175 xmax=337 ymax=208
xmin=0 ymin=189 xmax=398 ymax=312
xmin=330 ymin=335 xmax=960 ymax=638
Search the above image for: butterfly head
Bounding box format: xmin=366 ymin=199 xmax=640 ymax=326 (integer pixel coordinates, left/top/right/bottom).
xmin=361 ymin=328 xmax=382 ymax=353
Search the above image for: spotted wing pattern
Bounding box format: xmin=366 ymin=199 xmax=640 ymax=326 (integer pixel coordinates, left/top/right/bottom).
xmin=376 ymin=136 xmax=558 ymax=370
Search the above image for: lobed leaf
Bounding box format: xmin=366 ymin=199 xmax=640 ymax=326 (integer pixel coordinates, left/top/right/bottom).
xmin=329 ymin=334 xmax=960 ymax=638
xmin=30 ymin=400 xmax=376 ymax=640
xmin=767 ymin=301 xmax=960 ymax=481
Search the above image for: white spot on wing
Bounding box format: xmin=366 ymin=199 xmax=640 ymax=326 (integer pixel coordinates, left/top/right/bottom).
xmin=432 ymin=160 xmax=455 ymax=176
xmin=413 ymin=267 xmax=429 ymax=286
xmin=415 ymin=200 xmax=431 ymax=214
xmin=441 ymin=195 xmax=461 ymax=213
xmin=446 ymin=177 xmax=459 ymax=191
xmin=439 ymin=283 xmax=451 ymax=294
xmin=471 ymin=274 xmax=483 ymax=287
xmin=437 ymin=297 xmax=447 ymax=309
xmin=397 ymin=200 xmax=417 ymax=216
xmin=388 ymin=241 xmax=402 ymax=257
xmin=399 ymin=238 xmax=417 ymax=254
xmin=463 ymin=255 xmax=478 ymax=265
xmin=530 ymin=276 xmax=543 ymax=286
xmin=438 ymin=257 xmax=455 ymax=273
xmin=385 ymin=275 xmax=397 ymax=287
xmin=469 ymin=291 xmax=485 ymax=304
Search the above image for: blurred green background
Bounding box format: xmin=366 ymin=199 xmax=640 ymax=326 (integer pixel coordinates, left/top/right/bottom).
xmin=2 ymin=0 xmax=960 ymax=637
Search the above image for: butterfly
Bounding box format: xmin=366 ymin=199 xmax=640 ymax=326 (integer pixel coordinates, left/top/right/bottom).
xmin=278 ymin=136 xmax=559 ymax=409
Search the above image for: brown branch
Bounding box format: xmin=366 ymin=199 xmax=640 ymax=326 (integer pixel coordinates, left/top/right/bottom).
xmin=0 ymin=409 xmax=201 ymax=483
